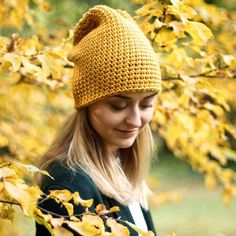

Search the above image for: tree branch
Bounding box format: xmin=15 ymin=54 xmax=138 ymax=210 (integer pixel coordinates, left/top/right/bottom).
xmin=0 ymin=199 xmax=20 ymax=206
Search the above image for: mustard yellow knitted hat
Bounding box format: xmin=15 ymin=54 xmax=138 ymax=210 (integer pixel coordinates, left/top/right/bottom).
xmin=67 ymin=5 xmax=161 ymax=109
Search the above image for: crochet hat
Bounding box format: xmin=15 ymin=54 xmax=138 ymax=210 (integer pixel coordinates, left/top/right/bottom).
xmin=67 ymin=5 xmax=161 ymax=109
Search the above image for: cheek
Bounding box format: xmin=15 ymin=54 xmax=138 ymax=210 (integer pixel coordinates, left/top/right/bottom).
xmin=90 ymin=111 xmax=106 ymax=130
xmin=89 ymin=108 xmax=119 ymax=131
xmin=141 ymin=109 xmax=154 ymax=126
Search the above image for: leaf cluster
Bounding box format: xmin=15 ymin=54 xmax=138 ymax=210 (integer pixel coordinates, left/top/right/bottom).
xmin=0 ymin=161 xmax=155 ymax=235
xmin=134 ymin=0 xmax=236 ymax=204
xmin=0 ymin=0 xmax=236 ymax=235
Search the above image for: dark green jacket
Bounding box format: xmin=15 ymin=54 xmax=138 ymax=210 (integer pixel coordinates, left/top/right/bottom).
xmin=36 ymin=161 xmax=156 ymax=235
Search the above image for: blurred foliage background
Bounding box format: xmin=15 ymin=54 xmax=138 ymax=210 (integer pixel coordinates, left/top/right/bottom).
xmin=1 ymin=0 xmax=236 ymax=235
xmin=3 ymin=0 xmax=234 ymax=38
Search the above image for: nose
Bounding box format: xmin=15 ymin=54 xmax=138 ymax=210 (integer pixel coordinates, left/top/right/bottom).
xmin=125 ymin=106 xmax=142 ymax=128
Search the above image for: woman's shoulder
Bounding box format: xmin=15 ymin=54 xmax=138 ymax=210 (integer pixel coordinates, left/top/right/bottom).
xmin=41 ymin=160 xmax=98 ymax=197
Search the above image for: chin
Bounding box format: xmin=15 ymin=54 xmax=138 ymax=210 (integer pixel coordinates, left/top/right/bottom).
xmin=117 ymin=140 xmax=136 ymax=149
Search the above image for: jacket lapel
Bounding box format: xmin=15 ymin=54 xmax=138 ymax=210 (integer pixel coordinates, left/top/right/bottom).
xmin=141 ymin=207 xmax=157 ymax=235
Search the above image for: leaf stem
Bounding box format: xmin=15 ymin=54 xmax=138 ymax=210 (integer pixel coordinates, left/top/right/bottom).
xmin=0 ymin=199 xmax=20 ymax=206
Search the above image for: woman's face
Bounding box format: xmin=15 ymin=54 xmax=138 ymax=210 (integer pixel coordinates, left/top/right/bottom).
xmin=88 ymin=91 xmax=157 ymax=155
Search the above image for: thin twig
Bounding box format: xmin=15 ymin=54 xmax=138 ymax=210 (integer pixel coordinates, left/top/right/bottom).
xmin=0 ymin=199 xmax=20 ymax=206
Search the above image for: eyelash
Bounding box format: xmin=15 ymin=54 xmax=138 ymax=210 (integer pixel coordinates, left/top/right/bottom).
xmin=142 ymin=104 xmax=153 ymax=108
xmin=111 ymin=104 xmax=153 ymax=111
xmin=111 ymin=105 xmax=126 ymax=111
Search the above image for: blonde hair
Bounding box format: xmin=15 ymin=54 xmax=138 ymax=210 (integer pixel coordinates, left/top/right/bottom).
xmin=37 ymin=108 xmax=155 ymax=208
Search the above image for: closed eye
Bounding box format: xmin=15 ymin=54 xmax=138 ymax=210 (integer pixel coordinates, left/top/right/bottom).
xmin=140 ymin=104 xmax=153 ymax=109
xmin=111 ymin=104 xmax=126 ymax=111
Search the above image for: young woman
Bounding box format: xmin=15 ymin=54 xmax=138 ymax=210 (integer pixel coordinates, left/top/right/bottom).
xmin=36 ymin=5 xmax=161 ymax=236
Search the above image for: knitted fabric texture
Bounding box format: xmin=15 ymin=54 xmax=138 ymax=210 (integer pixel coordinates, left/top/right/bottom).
xmin=67 ymin=5 xmax=161 ymax=109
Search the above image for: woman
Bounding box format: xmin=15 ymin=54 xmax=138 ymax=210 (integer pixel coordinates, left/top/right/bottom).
xmin=36 ymin=5 xmax=161 ymax=236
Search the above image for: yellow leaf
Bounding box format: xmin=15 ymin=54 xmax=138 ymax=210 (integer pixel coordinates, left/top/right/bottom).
xmin=224 ymin=148 xmax=236 ymax=161
xmin=0 ymin=167 xmax=16 ymax=178
xmin=37 ymin=54 xmax=50 ymax=79
xmin=209 ymin=146 xmax=227 ymax=165
xmin=72 ymin=191 xmax=93 ymax=208
xmin=223 ymin=187 xmax=233 ymax=206
xmin=34 ymin=0 xmax=51 ymax=11
xmin=167 ymin=3 xmax=196 ymax=22
xmin=124 ymin=220 xmax=142 ymax=234
xmin=50 ymin=217 xmax=65 ymax=227
xmin=141 ymin=231 xmax=155 ymax=236
xmin=66 ymin=215 xmax=104 ymax=236
xmin=0 ymin=135 xmax=9 ymax=146
xmin=170 ymin=0 xmax=181 ymax=7
xmin=95 ymin=204 xmax=106 ymax=214
xmin=95 ymin=204 xmax=120 ymax=215
xmin=20 ymin=56 xmax=41 ymax=75
xmin=14 ymin=161 xmax=54 ymax=179
xmin=185 ymin=21 xmax=213 ymax=45
xmin=154 ymin=28 xmax=177 ymax=47
xmin=34 ymin=210 xmax=53 ymax=235
xmin=169 ymin=21 xmax=186 ymax=38
xmin=167 ymin=232 xmax=177 ymax=236
xmin=203 ymin=102 xmax=224 ymax=117
xmin=149 ymin=191 xmax=181 ymax=207
xmin=109 ymin=206 xmax=120 ymax=213
xmin=53 ymin=226 xmax=74 ymax=236
xmin=124 ymin=215 xmax=155 ymax=235
xmin=179 ymin=4 xmax=197 ymax=20
xmin=82 ymin=214 xmax=104 ymax=231
xmin=2 ymin=53 xmax=21 ymax=72
xmin=63 ymin=202 xmax=74 ymax=216
xmin=48 ymin=189 xmax=73 ymax=203
xmin=221 ymin=54 xmax=235 ymax=66
xmin=205 ymin=174 xmax=216 ymax=190
xmin=18 ymin=36 xmax=40 ymax=56
xmin=0 ymin=203 xmax=15 ymax=222
xmin=70 ymin=215 xmax=80 ymax=222
xmin=4 ymin=180 xmax=41 ymax=216
xmin=107 ymin=218 xmax=130 ymax=236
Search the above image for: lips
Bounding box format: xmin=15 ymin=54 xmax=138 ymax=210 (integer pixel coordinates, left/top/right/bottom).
xmin=114 ymin=129 xmax=137 ymax=138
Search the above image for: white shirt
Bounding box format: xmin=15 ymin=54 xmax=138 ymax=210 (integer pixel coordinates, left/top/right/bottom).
xmin=128 ymin=202 xmax=148 ymax=233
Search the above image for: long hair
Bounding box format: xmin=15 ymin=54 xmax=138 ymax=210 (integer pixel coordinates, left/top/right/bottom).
xmin=37 ymin=108 xmax=155 ymax=208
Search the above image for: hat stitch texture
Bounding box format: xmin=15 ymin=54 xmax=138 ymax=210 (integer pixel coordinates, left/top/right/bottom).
xmin=67 ymin=5 xmax=161 ymax=109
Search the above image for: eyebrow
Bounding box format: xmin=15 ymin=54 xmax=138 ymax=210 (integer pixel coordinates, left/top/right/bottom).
xmin=113 ymin=92 xmax=157 ymax=100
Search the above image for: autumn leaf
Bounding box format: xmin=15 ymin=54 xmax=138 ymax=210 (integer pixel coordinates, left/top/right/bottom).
xmin=34 ymin=208 xmax=54 ymax=235
xmin=185 ymin=21 xmax=213 ymax=45
xmin=66 ymin=215 xmax=105 ymax=236
xmin=95 ymin=204 xmax=120 ymax=216
xmin=95 ymin=204 xmax=107 ymax=215
xmin=124 ymin=220 xmax=142 ymax=234
xmin=72 ymin=191 xmax=93 ymax=208
xmin=1 ymin=53 xmax=21 ymax=72
xmin=4 ymin=180 xmax=42 ymax=216
xmin=0 ymin=167 xmax=16 ymax=179
xmin=1 ymin=1 xmax=236 ymax=233
xmin=13 ymin=161 xmax=54 ymax=179
xmin=63 ymin=202 xmax=74 ymax=216
xmin=154 ymin=28 xmax=177 ymax=50
xmin=0 ymin=203 xmax=15 ymax=222
xmin=205 ymin=174 xmax=216 ymax=190
xmin=53 ymin=226 xmax=74 ymax=236
xmin=109 ymin=206 xmax=120 ymax=213
xmin=107 ymin=218 xmax=130 ymax=236
xmin=48 ymin=189 xmax=73 ymax=203
xmin=141 ymin=231 xmax=155 ymax=236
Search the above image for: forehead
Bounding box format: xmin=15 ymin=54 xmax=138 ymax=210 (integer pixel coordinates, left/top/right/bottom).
xmin=109 ymin=91 xmax=157 ymax=100
xmin=88 ymin=92 xmax=157 ymax=109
